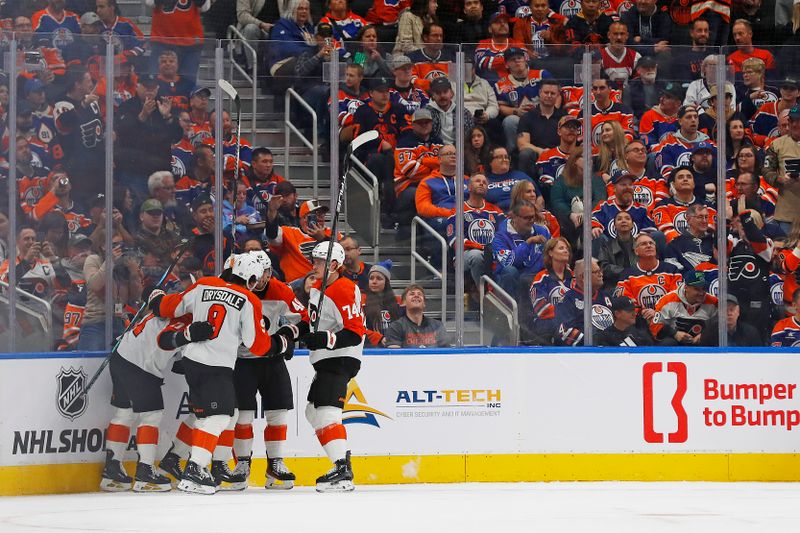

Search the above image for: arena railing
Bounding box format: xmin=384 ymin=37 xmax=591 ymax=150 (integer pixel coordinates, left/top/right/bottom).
xmin=479 ymin=275 xmax=519 ymax=347
xmin=410 ymin=216 xmax=448 ymax=325
xmin=223 ymin=30 xmax=258 ymax=141
xmin=284 ymin=88 xmax=318 ymax=196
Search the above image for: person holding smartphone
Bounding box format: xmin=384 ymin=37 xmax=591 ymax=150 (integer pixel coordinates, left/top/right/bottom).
xmin=764 ymin=105 xmax=800 ymax=235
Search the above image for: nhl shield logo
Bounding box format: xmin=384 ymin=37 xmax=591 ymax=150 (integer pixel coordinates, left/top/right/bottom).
xmin=56 ymin=367 xmax=87 ymax=421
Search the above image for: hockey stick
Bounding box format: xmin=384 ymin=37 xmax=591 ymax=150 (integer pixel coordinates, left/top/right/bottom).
xmin=82 ymin=238 xmax=194 ymax=396
xmin=218 ymin=79 xmax=243 ymax=244
xmin=311 ymin=130 xmax=379 ymax=332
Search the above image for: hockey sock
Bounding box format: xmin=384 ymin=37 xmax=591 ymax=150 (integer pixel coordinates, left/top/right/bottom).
xmin=312 ymin=406 xmax=347 ymax=464
xmin=212 ymin=409 xmax=238 ymax=462
xmin=172 ymin=414 xmax=196 ymax=459
xmin=106 ymin=408 xmax=135 ymax=460
xmin=135 ymin=410 xmax=163 ymax=465
xmin=264 ymin=409 xmax=288 ymax=459
xmin=190 ymin=414 xmax=230 ymax=468
xmin=233 ymin=410 xmax=255 ymax=458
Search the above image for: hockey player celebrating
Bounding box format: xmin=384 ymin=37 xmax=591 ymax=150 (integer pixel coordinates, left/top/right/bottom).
xmin=231 ymin=248 xmax=310 ymax=490
xmin=301 ymin=241 xmax=366 ymax=492
xmin=148 ymin=254 xmax=294 ymax=495
xmin=100 ymin=292 xmax=216 ymax=493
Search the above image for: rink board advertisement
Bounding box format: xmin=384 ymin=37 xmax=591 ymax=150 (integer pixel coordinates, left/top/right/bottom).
xmin=1 ymin=349 xmax=800 ymax=492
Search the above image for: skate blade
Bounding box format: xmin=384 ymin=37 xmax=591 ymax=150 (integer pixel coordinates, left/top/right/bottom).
xmin=133 ymin=480 xmax=171 ymax=492
xmin=315 ymin=480 xmax=354 ymax=493
xmin=217 ymin=481 xmax=248 ymax=491
xmin=99 ymin=478 xmax=130 ymax=492
xmin=265 ymin=477 xmax=294 ymax=490
xmin=177 ymin=479 xmax=216 ymax=495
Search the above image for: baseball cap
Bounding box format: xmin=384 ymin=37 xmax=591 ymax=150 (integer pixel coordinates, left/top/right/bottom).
xmin=390 ymin=54 xmax=412 ymax=70
xmin=558 ymin=115 xmax=580 ymax=128
xmin=503 ymin=47 xmax=526 ymax=61
xmin=412 ymin=108 xmax=433 ymax=122
xmin=429 ymin=76 xmax=452 ymax=94
xmin=141 ymin=198 xmax=164 ymax=213
xmin=368 ymin=76 xmax=391 ymax=91
xmin=191 ymin=192 xmax=213 ymax=211
xmin=707 ymin=83 xmax=734 ymax=99
xmin=489 ymin=11 xmax=510 ymax=23
xmin=660 ymin=82 xmax=683 ymax=100
xmin=726 ymin=293 xmax=739 ymax=306
xmin=610 ymin=296 xmax=635 ymax=312
xmin=190 ymin=85 xmax=211 ymax=99
xmin=68 ymin=233 xmax=91 ymax=248
xmin=677 ymin=104 xmax=698 ymax=119
xmin=789 ymin=105 xmax=800 ymax=120
xmin=316 ymin=22 xmax=333 ymax=37
xmin=299 ymin=200 xmax=329 ymax=218
xmin=691 ymin=141 xmax=714 ymax=154
xmin=79 ymin=11 xmax=101 ymax=25
xmin=24 ymin=78 xmax=45 ymax=95
xmin=683 ymin=270 xmax=707 ymax=288
xmin=611 ymin=172 xmax=636 ymax=185
xmin=138 ymin=73 xmax=158 ymax=86
xmin=635 ymin=56 xmax=657 ymax=69
xmin=780 ymin=77 xmax=799 ymax=90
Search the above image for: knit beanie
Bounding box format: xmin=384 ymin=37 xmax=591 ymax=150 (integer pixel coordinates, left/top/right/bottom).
xmin=369 ymin=259 xmax=393 ymax=282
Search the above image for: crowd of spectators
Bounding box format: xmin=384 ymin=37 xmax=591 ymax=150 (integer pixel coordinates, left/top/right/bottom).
xmin=2 ymin=0 xmax=800 ymax=350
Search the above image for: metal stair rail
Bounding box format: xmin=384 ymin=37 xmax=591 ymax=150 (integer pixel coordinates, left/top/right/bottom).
xmin=410 ymin=216 xmax=447 ymax=324
xmin=224 ymin=27 xmax=258 ymax=142
xmin=479 ymin=275 xmax=519 ymax=346
xmin=0 ymin=280 xmax=53 ymax=352
xmin=347 ymin=154 xmax=381 ymax=262
xmin=284 ymin=88 xmax=319 ymax=196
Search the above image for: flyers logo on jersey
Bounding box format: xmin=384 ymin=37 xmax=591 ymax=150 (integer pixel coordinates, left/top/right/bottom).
xmin=642 ymin=362 xmax=688 ymax=443
xmin=342 ymin=379 xmax=391 ymax=427
xmin=159 ymin=0 xmax=194 ymax=14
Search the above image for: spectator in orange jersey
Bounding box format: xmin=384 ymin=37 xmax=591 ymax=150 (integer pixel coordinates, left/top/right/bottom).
xmin=146 ymin=0 xmax=210 ymax=85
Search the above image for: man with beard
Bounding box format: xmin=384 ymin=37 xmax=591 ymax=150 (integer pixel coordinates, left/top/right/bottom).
xmin=591 ymin=172 xmax=656 ymax=240
xmin=688 ymin=143 xmax=716 ymax=203
xmin=607 ymin=141 xmax=669 ymax=216
xmin=475 ymin=12 xmax=526 ymax=84
xmin=135 ymin=199 xmax=177 ymax=266
xmin=652 ymin=105 xmax=715 ymax=180
xmin=189 ymin=193 xmax=232 ymax=275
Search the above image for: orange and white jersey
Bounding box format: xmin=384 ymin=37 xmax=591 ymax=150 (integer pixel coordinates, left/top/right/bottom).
xmin=159 ymin=276 xmax=271 ymax=368
xmin=308 ymin=276 xmax=366 ymax=364
xmin=117 ymin=313 xmax=192 ymax=378
xmin=237 ymin=277 xmax=310 ymax=359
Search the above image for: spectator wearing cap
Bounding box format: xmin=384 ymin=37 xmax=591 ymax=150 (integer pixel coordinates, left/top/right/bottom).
xmin=385 ymin=284 xmax=451 ymax=348
xmin=32 ymin=0 xmax=81 ymax=52
xmin=698 ymin=83 xmax=736 ymax=138
xmin=340 ymin=235 xmax=371 ymax=290
xmin=24 ymin=78 xmax=52 ymax=120
xmin=186 ymin=85 xmax=212 ymax=145
xmin=146 ymin=0 xmax=210 ymax=85
xmin=406 ymin=23 xmax=455 ymax=87
xmin=394 ymin=0 xmax=439 ymax=55
xmin=265 ymin=198 xmax=338 ymax=282
xmin=688 ymin=142 xmax=717 ymax=202
xmin=664 ymin=203 xmax=715 ymax=271
xmin=683 ymin=55 xmax=737 ymax=113
xmin=175 ymin=144 xmax=215 ymax=207
xmin=534 ymin=114 xmax=579 ymax=198
xmin=188 ymin=193 xmax=233 ymax=275
xmin=649 ymin=269 xmax=718 ymax=345
xmin=619 ymin=0 xmax=671 ymax=57
xmin=599 ymin=22 xmax=641 ymax=88
xmin=388 ymin=55 xmax=429 ymax=114
xmin=728 ymin=19 xmax=777 ymax=77
xmin=319 ymin=0 xmax=368 ymax=44
xmin=475 ymin=12 xmax=527 ymax=84
xmin=96 ymin=0 xmax=146 ymax=57
xmin=653 ymin=166 xmax=718 ymax=242
xmin=114 ymin=74 xmax=182 ymax=200
xmin=443 ymin=0 xmax=489 ymax=44
xmin=594 ymin=296 xmax=654 ymax=346
xmin=292 ymin=22 xmax=338 ymax=129
xmin=564 ymin=0 xmax=614 ymax=50
xmin=494 ymin=46 xmax=554 ymax=152
xmin=764 ymin=105 xmax=800 ymax=234
xmin=427 ymin=76 xmax=473 ymax=147
xmin=363 ymin=259 xmax=401 ymax=347
xmin=727 ymin=208 xmax=775 ymax=342
xmin=393 ymin=107 xmax=444 ymax=226
xmin=622 ymin=56 xmax=667 ymax=118
xmin=578 ymin=77 xmax=635 ymax=149
xmin=147 ymin=170 xmax=192 ymax=238
xmin=651 ymin=105 xmax=714 ymax=181
xmin=462 ymin=57 xmax=498 ymax=128
xmin=60 ymin=11 xmax=104 ymax=65
xmin=134 ymin=198 xmax=177 ymax=264
xmin=591 ymin=172 xmax=657 ymax=240
xmin=155 ymin=50 xmax=194 ymax=112
xmin=273 ymin=180 xmax=300 ymax=228
xmin=716 ymin=294 xmax=763 ymax=345
xmin=750 ymin=78 xmax=799 ymax=147
xmin=737 ymin=57 xmax=778 ymax=121
xmin=54 ymin=65 xmax=105 ymax=199
xmin=638 ymin=86 xmax=681 ymax=148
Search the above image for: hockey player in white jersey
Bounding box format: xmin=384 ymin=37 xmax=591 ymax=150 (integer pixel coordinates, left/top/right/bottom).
xmin=148 ymin=254 xmax=294 ymax=494
xmin=301 ymin=241 xmax=366 ymax=492
xmin=100 ymin=288 xmax=215 ymax=493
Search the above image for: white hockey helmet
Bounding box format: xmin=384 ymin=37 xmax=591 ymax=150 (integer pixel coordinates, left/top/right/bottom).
xmin=311 ymin=240 xmax=345 ymax=267
xmin=248 ymin=249 xmax=272 ymax=286
xmin=231 ymin=253 xmax=265 ymax=289
xmin=223 ymin=253 xmax=238 ymax=270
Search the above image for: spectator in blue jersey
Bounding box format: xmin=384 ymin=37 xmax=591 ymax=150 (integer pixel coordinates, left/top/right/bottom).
xmin=591 ymin=172 xmax=656 ymax=239
xmin=688 ymin=142 xmax=717 ymax=204
xmin=96 ymin=0 xmax=146 ymax=56
xmin=553 ymin=257 xmax=613 ymax=346
xmin=485 ymin=145 xmax=537 ymax=211
xmin=33 ymin=0 xmax=81 ymax=51
xmin=319 ymin=0 xmax=368 ymax=44
xmin=491 ymin=199 xmax=551 ymax=300
xmin=389 ymin=55 xmax=429 ymax=114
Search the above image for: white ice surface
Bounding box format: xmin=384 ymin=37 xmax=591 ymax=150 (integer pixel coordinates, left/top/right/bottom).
xmin=1 ymin=482 xmax=799 ymax=533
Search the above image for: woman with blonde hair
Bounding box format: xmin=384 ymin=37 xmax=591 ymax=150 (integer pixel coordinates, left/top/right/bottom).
xmin=597 ymin=120 xmax=628 ymax=177
xmin=509 ymin=180 xmax=560 ymax=237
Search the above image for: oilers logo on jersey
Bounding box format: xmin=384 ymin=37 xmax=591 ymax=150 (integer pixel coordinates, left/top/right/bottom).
xmin=591 ymin=304 xmax=614 ymax=330
xmin=771 ymin=278 xmax=784 ymax=306
xmin=638 ymin=284 xmax=668 ymax=309
xmin=558 ymin=0 xmax=581 ymax=17
xmin=672 ymin=211 xmax=689 ymax=235
xmin=632 ymin=185 xmax=654 ymax=207
xmin=606 ymin=218 xmax=640 ymax=239
xmin=466 ymin=218 xmax=496 ymax=246
xmin=171 ymin=155 xmax=187 ymax=178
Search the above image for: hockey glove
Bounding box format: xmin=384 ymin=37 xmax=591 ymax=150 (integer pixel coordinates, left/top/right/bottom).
xmin=185 ymin=321 xmax=215 ymax=342
xmin=302 ymin=330 xmax=337 ymax=350
xmin=276 ymin=324 xmax=300 ymax=341
xmin=171 ymin=358 xmax=185 ymax=375
xmin=264 ymin=332 xmax=293 ymax=358
xmin=262 ymin=315 xmax=271 ymax=332
xmin=148 ymin=289 xmax=166 ymax=316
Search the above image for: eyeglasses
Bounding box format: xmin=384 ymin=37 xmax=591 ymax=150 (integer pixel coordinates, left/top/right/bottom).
xmin=516 ymin=214 xmax=537 ymax=221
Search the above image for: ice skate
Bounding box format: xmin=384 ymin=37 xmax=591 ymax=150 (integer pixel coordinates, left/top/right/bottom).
xmin=265 ymin=457 xmax=295 ymax=490
xmin=158 ymin=445 xmax=183 ymax=480
xmin=315 ymin=451 xmax=354 ymax=493
xmin=211 ymin=460 xmax=248 ymax=491
xmin=100 ymin=450 xmax=132 ymax=492
xmin=231 ymin=455 xmax=251 ymax=486
xmin=133 ymin=462 xmax=171 ymax=492
xmin=177 ymin=461 xmax=216 ymax=495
